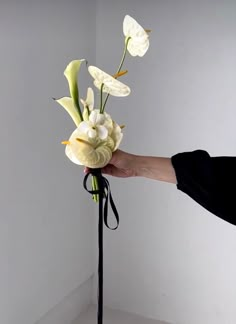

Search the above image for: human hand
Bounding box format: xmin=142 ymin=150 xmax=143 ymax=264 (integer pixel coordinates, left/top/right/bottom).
xmin=84 ymin=150 xmax=138 ymax=178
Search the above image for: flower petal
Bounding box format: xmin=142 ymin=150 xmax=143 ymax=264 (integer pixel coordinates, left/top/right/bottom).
xmin=86 ymin=87 xmax=94 ymax=110
xmin=55 ymin=97 xmax=81 ymax=127
xmin=127 ymin=37 xmax=149 ymax=57
xmin=65 ymin=128 xmax=112 ymax=168
xmin=88 ymin=66 xmax=131 ymax=97
xmin=65 ymin=144 xmax=83 ymax=165
xmin=80 ymin=87 xmax=94 ymax=111
xmin=123 ymin=15 xmax=150 ymax=57
xmin=64 ymin=59 xmax=85 ymax=119
xmin=123 ymin=15 xmax=148 ymax=38
xmin=77 ymin=121 xmax=90 ymax=134
xmin=97 ymin=125 xmax=108 ymax=140
xmin=87 ymin=129 xmax=97 ymax=138
xmin=110 ymin=122 xmax=123 ymax=151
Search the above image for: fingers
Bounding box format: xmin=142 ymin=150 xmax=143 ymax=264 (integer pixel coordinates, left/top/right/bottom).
xmin=84 ymin=167 xmax=90 ymax=174
xmin=101 ymin=164 xmax=114 ymax=176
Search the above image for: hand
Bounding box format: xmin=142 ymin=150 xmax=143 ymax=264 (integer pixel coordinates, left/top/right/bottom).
xmin=84 ymin=150 xmax=137 ymax=178
xmin=84 ymin=150 xmax=177 ymax=183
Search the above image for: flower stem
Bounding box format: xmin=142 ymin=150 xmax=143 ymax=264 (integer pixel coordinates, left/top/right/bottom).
xmin=92 ymin=175 xmax=99 ymax=202
xmin=75 ymin=100 xmax=84 ymax=122
xmin=99 ymin=83 xmax=104 ymax=113
xmin=101 ymin=37 xmax=131 ymax=113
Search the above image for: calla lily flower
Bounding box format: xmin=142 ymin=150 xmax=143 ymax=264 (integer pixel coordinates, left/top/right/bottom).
xmin=81 ymin=87 xmax=94 ymax=111
xmin=88 ymin=66 xmax=131 ymax=97
xmin=81 ymin=87 xmax=94 ymax=121
xmin=78 ymin=110 xmax=108 ymax=140
xmin=123 ymin=15 xmax=149 ymax=57
xmin=56 ymin=97 xmax=81 ymax=127
xmin=64 ymin=59 xmax=85 ymax=121
xmin=55 ymin=60 xmax=86 ymax=126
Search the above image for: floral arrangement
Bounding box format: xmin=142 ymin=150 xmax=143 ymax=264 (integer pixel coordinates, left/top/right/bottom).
xmin=55 ymin=15 xmax=150 ymax=200
xmin=54 ymin=15 xmax=150 ymax=324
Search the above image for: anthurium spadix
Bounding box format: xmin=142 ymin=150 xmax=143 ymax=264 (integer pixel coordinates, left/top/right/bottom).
xmin=88 ymin=66 xmax=131 ymax=97
xmin=123 ymin=15 xmax=150 ymax=57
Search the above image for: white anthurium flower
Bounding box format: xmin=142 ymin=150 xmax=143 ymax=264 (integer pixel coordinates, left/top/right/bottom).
xmin=81 ymin=87 xmax=94 ymax=121
xmin=103 ymin=112 xmax=114 ymax=135
xmin=64 ymin=128 xmax=112 ymax=168
xmin=55 ymin=97 xmax=81 ymax=127
xmin=88 ymin=66 xmax=131 ymax=97
xmin=78 ymin=109 xmax=108 ymax=140
xmin=123 ymin=15 xmax=150 ymax=57
xmin=110 ymin=122 xmax=123 ymax=151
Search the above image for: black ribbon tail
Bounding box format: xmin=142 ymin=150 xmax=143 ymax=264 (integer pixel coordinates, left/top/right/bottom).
xmin=98 ymin=178 xmax=103 ymax=323
xmin=83 ymin=169 xmax=119 ymax=324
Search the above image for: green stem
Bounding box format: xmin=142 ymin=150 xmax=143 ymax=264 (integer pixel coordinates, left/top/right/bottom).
xmin=92 ymin=175 xmax=99 ymax=202
xmin=101 ymin=37 xmax=131 ymax=113
xmin=99 ymin=84 xmax=104 ymax=113
xmin=75 ymin=101 xmax=83 ymax=122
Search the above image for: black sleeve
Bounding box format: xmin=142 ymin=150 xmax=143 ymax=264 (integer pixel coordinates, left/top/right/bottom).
xmin=171 ymin=150 xmax=236 ymax=226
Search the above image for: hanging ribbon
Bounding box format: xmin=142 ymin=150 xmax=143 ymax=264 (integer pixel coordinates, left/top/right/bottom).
xmin=83 ymin=168 xmax=119 ymax=324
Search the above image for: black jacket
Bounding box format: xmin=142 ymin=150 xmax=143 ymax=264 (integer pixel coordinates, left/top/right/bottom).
xmin=171 ymin=150 xmax=236 ymax=226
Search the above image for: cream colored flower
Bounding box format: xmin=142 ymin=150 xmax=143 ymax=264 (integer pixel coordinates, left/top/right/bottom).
xmin=64 ymin=129 xmax=112 ymax=168
xmin=110 ymin=122 xmax=123 ymax=151
xmin=63 ymin=116 xmax=123 ymax=168
xmin=55 ymin=59 xmax=85 ymax=126
xmin=88 ymin=66 xmax=131 ymax=97
xmin=78 ymin=110 xmax=108 ymax=140
xmin=123 ymin=15 xmax=149 ymax=57
xmin=103 ymin=112 xmax=113 ymax=135
xmin=80 ymin=87 xmax=94 ymax=121
xmin=64 ymin=60 xmax=85 ymax=105
xmin=56 ymin=97 xmax=81 ymax=127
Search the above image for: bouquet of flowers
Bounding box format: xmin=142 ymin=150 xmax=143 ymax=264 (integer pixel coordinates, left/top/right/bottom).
xmin=54 ymin=15 xmax=150 ymax=324
xmin=55 ymin=15 xmax=150 ymax=201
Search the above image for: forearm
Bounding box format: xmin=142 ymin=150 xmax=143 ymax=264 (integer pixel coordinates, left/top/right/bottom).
xmin=132 ymin=155 xmax=177 ymax=184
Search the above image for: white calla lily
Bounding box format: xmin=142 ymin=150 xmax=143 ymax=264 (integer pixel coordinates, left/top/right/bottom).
xmin=123 ymin=15 xmax=149 ymax=57
xmin=81 ymin=87 xmax=94 ymax=111
xmin=81 ymin=87 xmax=94 ymax=121
xmin=88 ymin=66 xmax=131 ymax=97
xmin=64 ymin=59 xmax=85 ymax=121
xmin=55 ymin=97 xmax=81 ymax=127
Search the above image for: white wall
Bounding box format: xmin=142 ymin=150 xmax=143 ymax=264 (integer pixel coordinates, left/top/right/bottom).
xmin=95 ymin=1 xmax=236 ymax=324
xmin=2 ymin=1 xmax=96 ymax=324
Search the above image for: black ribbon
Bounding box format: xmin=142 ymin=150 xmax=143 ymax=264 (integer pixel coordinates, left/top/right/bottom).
xmin=83 ymin=168 xmax=119 ymax=324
